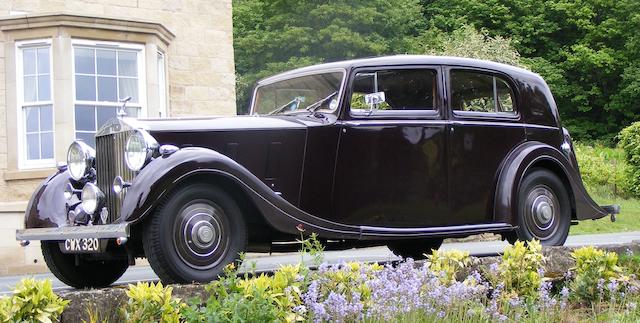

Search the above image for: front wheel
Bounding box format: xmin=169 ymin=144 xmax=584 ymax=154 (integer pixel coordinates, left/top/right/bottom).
xmin=41 ymin=242 xmax=128 ymax=289
xmin=387 ymin=238 xmax=443 ymax=260
xmin=510 ymin=168 xmax=571 ymax=246
xmin=143 ymin=184 xmax=247 ymax=284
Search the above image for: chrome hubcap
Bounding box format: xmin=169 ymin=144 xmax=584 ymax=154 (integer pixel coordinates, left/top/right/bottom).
xmin=173 ymin=201 xmax=228 ymax=270
xmin=524 ymin=185 xmax=559 ymax=240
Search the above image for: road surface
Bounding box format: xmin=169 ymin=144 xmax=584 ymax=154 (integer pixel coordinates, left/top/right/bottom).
xmin=1 ymin=231 xmax=638 ymax=294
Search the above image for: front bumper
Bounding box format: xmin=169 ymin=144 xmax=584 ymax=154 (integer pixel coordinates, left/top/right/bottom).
xmin=16 ymin=223 xmax=130 ymax=241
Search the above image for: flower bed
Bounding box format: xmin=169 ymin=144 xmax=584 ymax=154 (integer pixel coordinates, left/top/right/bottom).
xmin=2 ymin=239 xmax=640 ymax=322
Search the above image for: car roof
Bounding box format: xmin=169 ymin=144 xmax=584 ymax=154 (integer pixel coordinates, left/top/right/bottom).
xmin=257 ymin=55 xmax=539 ymax=85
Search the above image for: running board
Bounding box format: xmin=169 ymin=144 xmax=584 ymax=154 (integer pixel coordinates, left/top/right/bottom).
xmin=359 ymin=223 xmax=515 ymax=239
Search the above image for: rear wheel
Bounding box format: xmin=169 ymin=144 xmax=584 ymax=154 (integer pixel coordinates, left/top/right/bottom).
xmin=387 ymin=238 xmax=443 ymax=260
xmin=510 ymin=168 xmax=571 ymax=246
xmin=143 ymin=184 xmax=247 ymax=284
xmin=41 ymin=241 xmax=128 ymax=289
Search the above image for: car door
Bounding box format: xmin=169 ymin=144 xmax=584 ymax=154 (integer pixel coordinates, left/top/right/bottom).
xmin=331 ymin=66 xmax=450 ymax=228
xmin=445 ymin=67 xmax=526 ymax=224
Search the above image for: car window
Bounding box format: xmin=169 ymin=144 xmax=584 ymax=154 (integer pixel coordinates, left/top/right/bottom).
xmin=450 ymin=70 xmax=515 ymax=115
xmin=253 ymin=72 xmax=343 ymax=115
xmin=350 ymin=69 xmax=437 ymax=114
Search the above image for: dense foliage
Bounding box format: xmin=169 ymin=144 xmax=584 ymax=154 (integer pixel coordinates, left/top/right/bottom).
xmin=3 ymin=243 xmax=640 ymax=322
xmin=121 ymin=282 xmax=183 ymax=323
xmin=233 ymin=0 xmax=640 ymax=140
xmin=620 ymin=122 xmax=640 ymax=198
xmin=573 ymin=142 xmax=629 ymax=198
xmin=0 ymin=278 xmax=68 ymax=323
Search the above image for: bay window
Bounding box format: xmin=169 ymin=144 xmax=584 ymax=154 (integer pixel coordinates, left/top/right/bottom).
xmin=17 ymin=40 xmax=54 ymax=168
xmin=73 ymin=40 xmax=145 ymax=147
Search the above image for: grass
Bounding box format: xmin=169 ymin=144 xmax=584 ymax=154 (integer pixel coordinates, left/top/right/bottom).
xmin=570 ymin=194 xmax=640 ymax=235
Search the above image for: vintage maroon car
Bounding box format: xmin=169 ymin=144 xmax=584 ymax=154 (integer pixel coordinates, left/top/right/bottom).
xmin=16 ymin=55 xmax=619 ymax=287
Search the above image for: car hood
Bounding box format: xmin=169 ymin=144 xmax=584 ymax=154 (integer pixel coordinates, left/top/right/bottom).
xmin=130 ymin=115 xmax=312 ymax=133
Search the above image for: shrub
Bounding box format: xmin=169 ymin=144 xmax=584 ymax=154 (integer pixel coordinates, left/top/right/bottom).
xmin=0 ymin=278 xmax=69 ymax=323
xmin=428 ymin=249 xmax=471 ymax=285
xmin=495 ymin=240 xmax=544 ymax=300
xmin=573 ymin=142 xmax=630 ymax=198
xmin=619 ymin=122 xmax=640 ymax=198
xmin=570 ymin=246 xmax=623 ymax=303
xmin=122 ymin=282 xmax=183 ymax=323
xmin=182 ymin=262 xmax=306 ymax=322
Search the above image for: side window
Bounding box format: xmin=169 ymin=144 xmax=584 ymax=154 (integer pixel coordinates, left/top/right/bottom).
xmin=350 ymin=69 xmax=437 ymax=114
xmin=450 ymin=70 xmax=516 ymax=115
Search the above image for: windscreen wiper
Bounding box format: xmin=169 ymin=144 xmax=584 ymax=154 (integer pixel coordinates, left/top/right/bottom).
xmin=305 ymin=91 xmax=338 ymax=113
xmin=267 ymin=97 xmax=303 ymax=116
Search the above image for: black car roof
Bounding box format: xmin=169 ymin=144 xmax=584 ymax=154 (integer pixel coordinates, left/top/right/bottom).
xmin=258 ymin=55 xmax=540 ymax=85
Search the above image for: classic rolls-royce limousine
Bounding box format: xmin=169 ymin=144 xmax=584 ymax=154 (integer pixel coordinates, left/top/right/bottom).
xmin=16 ymin=55 xmax=619 ymax=288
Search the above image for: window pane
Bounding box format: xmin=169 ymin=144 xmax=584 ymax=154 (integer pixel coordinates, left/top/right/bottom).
xmin=25 ymin=107 xmax=39 ymax=132
xmin=126 ymin=107 xmax=139 ymax=117
xmin=96 ymin=49 xmax=116 ymax=76
xmin=38 ymin=75 xmax=50 ymax=101
xmin=75 ymin=48 xmax=95 ymax=74
xmin=26 ymin=133 xmax=40 ymax=160
xmin=118 ymin=51 xmax=137 ymax=77
xmin=97 ymin=76 xmax=117 ymax=102
xmin=451 ymin=71 xmax=495 ymax=113
xmin=23 ymin=76 xmax=37 ymax=102
xmin=75 ymin=105 xmax=96 ymax=131
xmin=40 ymin=132 xmax=53 ymax=159
xmin=97 ymin=107 xmax=117 ymax=128
xmin=39 ymin=105 xmax=53 ymax=132
xmin=76 ymin=132 xmax=95 ymax=148
xmin=496 ymin=78 xmax=514 ymax=113
xmin=23 ymin=49 xmax=36 ymax=75
xmin=37 ymin=48 xmax=50 ymax=74
xmin=75 ymin=75 xmax=96 ymax=101
xmin=119 ymin=78 xmax=138 ymax=103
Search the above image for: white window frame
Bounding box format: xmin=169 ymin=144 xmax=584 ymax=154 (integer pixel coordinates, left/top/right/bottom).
xmin=71 ymin=39 xmax=147 ymax=141
xmin=16 ymin=38 xmax=55 ymax=169
xmin=157 ymin=51 xmax=167 ymax=118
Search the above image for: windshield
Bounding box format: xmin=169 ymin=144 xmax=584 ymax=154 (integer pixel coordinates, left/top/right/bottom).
xmin=252 ymin=72 xmax=344 ymax=115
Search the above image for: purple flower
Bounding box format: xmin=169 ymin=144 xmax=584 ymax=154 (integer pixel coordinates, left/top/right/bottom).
xmin=560 ymin=286 xmax=570 ymax=309
xmin=607 ymin=280 xmax=619 ymax=293
xmin=538 ymin=281 xmax=557 ymax=310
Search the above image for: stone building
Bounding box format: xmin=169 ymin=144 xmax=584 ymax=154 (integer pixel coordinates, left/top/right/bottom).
xmin=0 ymin=0 xmax=236 ymax=275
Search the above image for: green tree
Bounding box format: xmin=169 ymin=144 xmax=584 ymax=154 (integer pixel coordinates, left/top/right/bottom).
xmin=233 ymin=0 xmax=425 ymax=113
xmin=420 ymin=0 xmax=640 ymax=141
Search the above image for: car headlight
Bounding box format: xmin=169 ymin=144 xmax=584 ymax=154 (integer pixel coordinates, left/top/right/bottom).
xmin=81 ymin=183 xmax=104 ymax=214
xmin=125 ymin=129 xmax=158 ymax=171
xmin=67 ymin=141 xmax=95 ymax=181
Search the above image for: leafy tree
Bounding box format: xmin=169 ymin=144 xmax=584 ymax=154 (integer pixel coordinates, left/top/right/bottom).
xmin=233 ymin=0 xmax=425 ymax=113
xmin=420 ymin=0 xmax=640 ymax=141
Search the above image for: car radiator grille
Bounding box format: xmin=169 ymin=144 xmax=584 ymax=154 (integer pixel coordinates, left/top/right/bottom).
xmin=96 ymin=131 xmax=135 ymax=223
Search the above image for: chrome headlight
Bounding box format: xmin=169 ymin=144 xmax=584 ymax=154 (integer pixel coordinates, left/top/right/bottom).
xmin=125 ymin=129 xmax=158 ymax=171
xmin=67 ymin=141 xmax=95 ymax=181
xmin=81 ymin=183 xmax=104 ymax=214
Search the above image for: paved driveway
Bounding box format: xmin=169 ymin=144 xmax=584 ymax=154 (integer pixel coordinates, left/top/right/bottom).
xmin=1 ymin=231 xmax=639 ymax=294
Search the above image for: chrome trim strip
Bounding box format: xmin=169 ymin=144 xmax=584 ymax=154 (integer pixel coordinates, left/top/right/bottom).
xmin=16 ymin=223 xmax=130 ymax=241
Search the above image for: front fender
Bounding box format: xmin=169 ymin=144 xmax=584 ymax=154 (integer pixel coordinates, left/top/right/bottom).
xmin=24 ymin=169 xmax=71 ymax=229
xmin=494 ymin=141 xmax=609 ymax=224
xmin=120 ymin=147 xmax=361 ymax=239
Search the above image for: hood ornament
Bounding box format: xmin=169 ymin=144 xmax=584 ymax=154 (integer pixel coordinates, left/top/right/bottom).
xmin=117 ymin=96 xmax=132 ymax=118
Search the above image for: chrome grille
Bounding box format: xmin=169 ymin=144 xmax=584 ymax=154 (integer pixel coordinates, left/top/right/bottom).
xmin=96 ymin=131 xmax=135 ymax=223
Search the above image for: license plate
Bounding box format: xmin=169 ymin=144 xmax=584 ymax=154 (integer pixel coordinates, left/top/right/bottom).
xmin=60 ymin=238 xmax=106 ymax=253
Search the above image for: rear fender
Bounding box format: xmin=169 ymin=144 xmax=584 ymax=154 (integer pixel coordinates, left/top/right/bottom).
xmin=494 ymin=141 xmax=608 ymax=224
